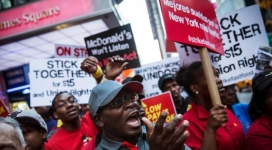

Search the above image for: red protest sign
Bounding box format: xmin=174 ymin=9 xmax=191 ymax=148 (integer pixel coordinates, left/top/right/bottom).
xmin=159 ymin=0 xmax=224 ymax=54
xmin=0 ymin=99 xmax=9 ymax=117
xmin=141 ymin=92 xmax=176 ymax=123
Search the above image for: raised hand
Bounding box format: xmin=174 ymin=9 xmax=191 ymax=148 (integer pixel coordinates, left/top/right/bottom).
xmin=80 ymin=56 xmax=98 ymax=74
xmin=142 ymin=111 xmax=189 ymax=150
xmin=105 ymin=56 xmax=128 ymax=80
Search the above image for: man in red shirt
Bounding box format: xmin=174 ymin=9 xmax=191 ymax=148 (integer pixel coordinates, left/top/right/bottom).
xmin=47 ymin=91 xmax=99 ymax=150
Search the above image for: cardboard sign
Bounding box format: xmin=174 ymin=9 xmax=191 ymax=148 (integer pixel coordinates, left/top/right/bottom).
xmin=84 ymin=24 xmax=140 ymax=69
xmin=55 ymin=44 xmax=88 ymax=58
xmin=30 ymin=58 xmax=97 ymax=107
xmin=0 ymin=99 xmax=9 ymax=117
xmin=159 ymin=0 xmax=224 ymax=54
xmin=141 ymin=92 xmax=176 ymax=123
xmin=177 ymin=5 xmax=269 ymax=86
xmin=134 ymin=57 xmax=180 ymax=97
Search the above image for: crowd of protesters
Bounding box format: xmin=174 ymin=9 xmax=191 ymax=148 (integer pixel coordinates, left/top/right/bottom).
xmin=0 ymin=55 xmax=272 ymax=150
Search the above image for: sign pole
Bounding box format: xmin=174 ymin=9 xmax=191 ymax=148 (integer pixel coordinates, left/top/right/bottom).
xmin=198 ymin=47 xmax=221 ymax=106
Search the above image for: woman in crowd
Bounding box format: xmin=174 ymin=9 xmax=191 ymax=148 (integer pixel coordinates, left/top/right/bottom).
xmin=246 ymin=70 xmax=272 ymax=150
xmin=176 ymin=61 xmax=245 ymax=150
xmin=222 ymin=84 xmax=252 ymax=134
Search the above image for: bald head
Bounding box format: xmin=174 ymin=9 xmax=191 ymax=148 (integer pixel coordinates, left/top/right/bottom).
xmin=0 ymin=117 xmax=26 ymax=150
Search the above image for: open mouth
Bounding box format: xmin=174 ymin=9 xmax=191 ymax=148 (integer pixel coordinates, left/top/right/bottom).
xmin=218 ymin=87 xmax=225 ymax=92
xmin=66 ymin=109 xmax=77 ymax=115
xmin=126 ymin=111 xmax=141 ymax=128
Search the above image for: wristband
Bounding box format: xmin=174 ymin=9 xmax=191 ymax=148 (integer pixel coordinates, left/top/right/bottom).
xmin=91 ymin=65 xmax=103 ymax=79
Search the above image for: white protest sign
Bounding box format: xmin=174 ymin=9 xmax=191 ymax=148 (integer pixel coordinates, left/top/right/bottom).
xmin=134 ymin=57 xmax=180 ymax=97
xmin=55 ymin=44 xmax=88 ymax=58
xmin=177 ymin=5 xmax=269 ymax=86
xmin=30 ymin=58 xmax=97 ymax=107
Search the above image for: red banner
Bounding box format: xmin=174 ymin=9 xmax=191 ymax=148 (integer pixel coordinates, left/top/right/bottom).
xmin=141 ymin=92 xmax=176 ymax=123
xmin=0 ymin=0 xmax=94 ymax=39
xmin=159 ymin=0 xmax=224 ymax=54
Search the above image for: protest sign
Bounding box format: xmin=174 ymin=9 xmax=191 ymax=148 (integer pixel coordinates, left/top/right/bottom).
xmin=159 ymin=0 xmax=224 ymax=54
xmin=0 ymin=99 xmax=9 ymax=117
xmin=30 ymin=58 xmax=97 ymax=107
xmin=84 ymin=24 xmax=140 ymax=69
xmin=141 ymin=91 xmax=176 ymax=123
xmin=160 ymin=0 xmax=224 ymax=106
xmin=134 ymin=57 xmax=180 ymax=97
xmin=55 ymin=44 xmax=88 ymax=58
xmin=177 ymin=5 xmax=269 ymax=86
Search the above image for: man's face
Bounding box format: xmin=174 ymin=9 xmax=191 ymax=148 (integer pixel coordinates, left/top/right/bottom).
xmin=162 ymin=80 xmax=181 ymax=102
xmin=53 ymin=93 xmax=80 ymax=122
xmin=22 ymin=126 xmax=46 ymax=150
xmin=0 ymin=123 xmax=25 ymax=150
xmin=80 ymin=104 xmax=89 ymax=114
xmin=96 ymin=89 xmax=142 ymax=142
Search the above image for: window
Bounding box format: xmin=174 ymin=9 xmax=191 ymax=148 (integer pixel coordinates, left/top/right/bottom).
xmin=0 ymin=0 xmax=39 ymax=11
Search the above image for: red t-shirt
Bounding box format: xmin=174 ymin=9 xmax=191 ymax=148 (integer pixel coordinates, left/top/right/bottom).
xmin=47 ymin=112 xmax=98 ymax=150
xmin=45 ymin=143 xmax=52 ymax=150
xmin=81 ymin=135 xmax=97 ymax=150
xmin=181 ymin=103 xmax=245 ymax=150
xmin=245 ymin=114 xmax=272 ymax=150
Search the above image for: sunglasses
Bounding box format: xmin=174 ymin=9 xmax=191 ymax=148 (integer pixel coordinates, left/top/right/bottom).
xmin=110 ymin=93 xmax=139 ymax=108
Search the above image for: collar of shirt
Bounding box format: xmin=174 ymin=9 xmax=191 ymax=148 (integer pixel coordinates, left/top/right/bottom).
xmin=192 ymin=102 xmax=209 ymax=119
xmin=138 ymin=126 xmax=147 ymax=142
xmin=99 ymin=134 xmax=123 ymax=149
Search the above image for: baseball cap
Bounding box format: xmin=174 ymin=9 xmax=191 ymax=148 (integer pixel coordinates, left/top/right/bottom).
xmin=8 ymin=110 xmax=48 ymax=133
xmin=122 ymin=75 xmax=143 ymax=84
xmin=158 ymin=74 xmax=176 ymax=91
xmin=89 ymin=80 xmax=143 ymax=117
xmin=252 ymin=70 xmax=272 ymax=91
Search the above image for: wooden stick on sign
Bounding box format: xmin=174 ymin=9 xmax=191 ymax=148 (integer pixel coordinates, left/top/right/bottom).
xmin=198 ymin=47 xmax=222 ymax=106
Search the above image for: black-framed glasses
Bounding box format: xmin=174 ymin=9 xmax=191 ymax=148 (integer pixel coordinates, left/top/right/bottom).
xmin=56 ymin=98 xmax=78 ymax=108
xmin=110 ymin=93 xmax=139 ymax=108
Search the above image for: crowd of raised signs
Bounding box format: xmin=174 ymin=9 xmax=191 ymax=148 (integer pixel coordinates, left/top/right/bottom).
xmin=0 ymin=55 xmax=272 ymax=150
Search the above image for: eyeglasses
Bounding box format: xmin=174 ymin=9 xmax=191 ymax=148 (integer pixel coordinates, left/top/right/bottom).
xmin=110 ymin=93 xmax=139 ymax=108
xmin=56 ymin=98 xmax=78 ymax=108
